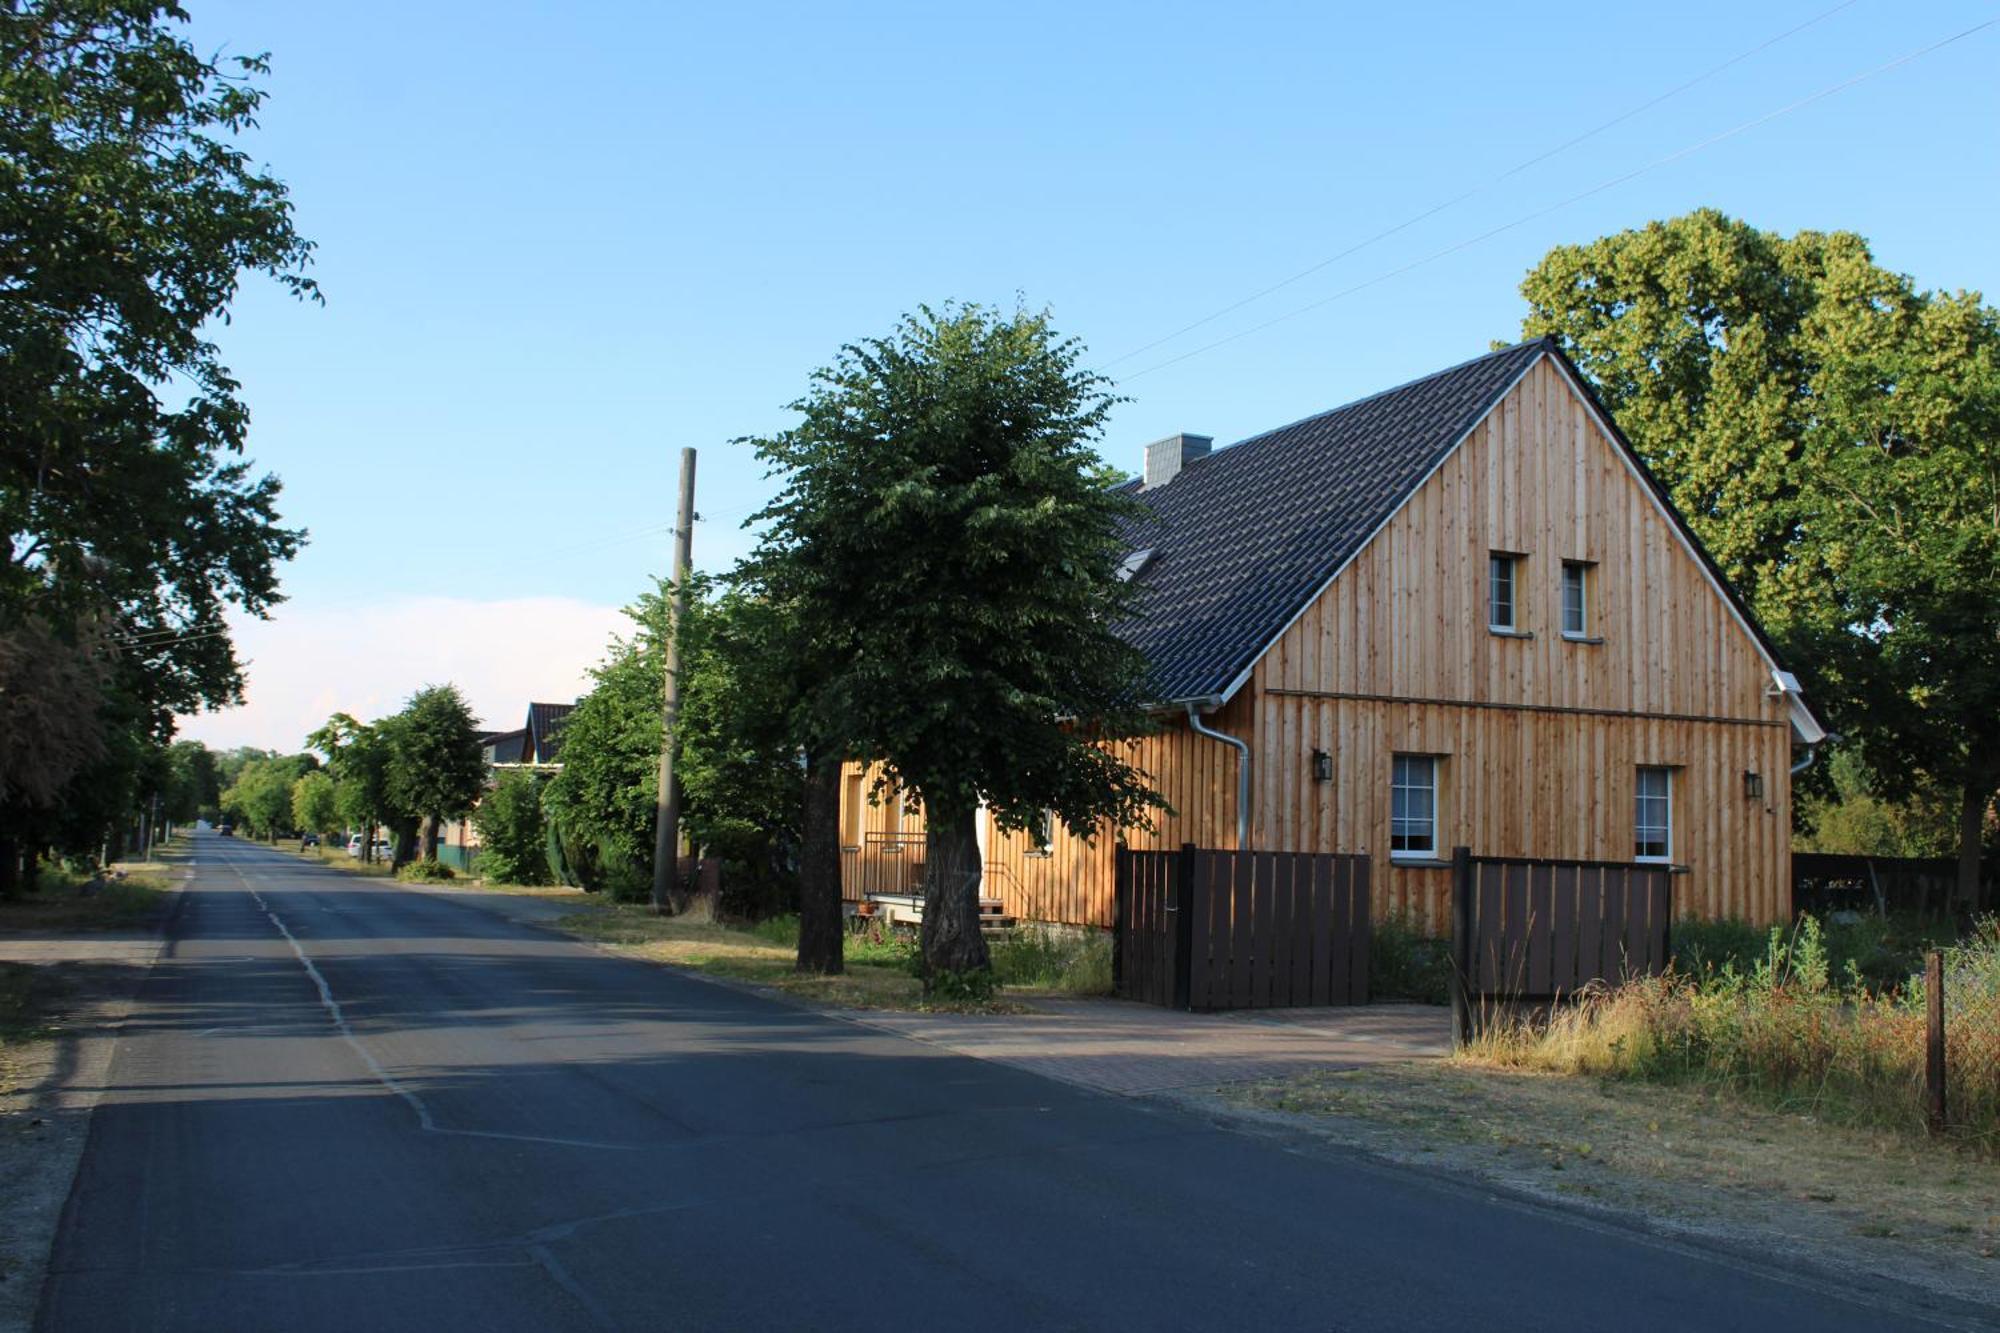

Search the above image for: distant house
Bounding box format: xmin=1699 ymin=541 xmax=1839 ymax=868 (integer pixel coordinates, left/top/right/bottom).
xmin=840 ymin=338 xmax=1826 ymax=930
xmin=441 ymin=701 xmax=576 ymax=870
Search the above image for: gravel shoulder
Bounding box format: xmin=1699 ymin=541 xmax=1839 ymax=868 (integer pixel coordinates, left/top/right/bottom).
xmin=1183 ymin=1060 xmax=2000 ymax=1313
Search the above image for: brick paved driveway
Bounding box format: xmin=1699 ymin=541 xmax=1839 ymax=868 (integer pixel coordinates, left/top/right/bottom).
xmin=851 ymin=999 xmax=1452 ymax=1096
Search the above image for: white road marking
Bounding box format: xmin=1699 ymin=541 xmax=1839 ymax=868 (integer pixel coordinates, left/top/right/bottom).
xmin=217 ymin=850 xmax=633 ymax=1152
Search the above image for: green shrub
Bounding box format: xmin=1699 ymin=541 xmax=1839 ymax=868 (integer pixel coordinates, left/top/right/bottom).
xmin=471 ymin=770 xmax=551 ymax=884
xmin=846 ymin=917 xmax=918 ymax=970
xmin=395 ymin=858 xmax=456 ymax=883
xmin=1371 ymin=912 xmax=1451 ymax=1004
xmin=989 ymin=926 xmax=1113 ymax=995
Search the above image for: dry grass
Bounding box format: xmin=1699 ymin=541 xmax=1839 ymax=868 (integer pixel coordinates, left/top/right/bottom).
xmin=1226 ymin=1060 xmax=2000 ymax=1265
xmin=1463 ymin=917 xmax=2000 ymax=1152
xmin=284 ymin=842 xmax=393 ymax=878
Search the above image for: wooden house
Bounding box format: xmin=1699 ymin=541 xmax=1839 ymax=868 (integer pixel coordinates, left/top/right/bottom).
xmin=839 ymin=339 xmax=1827 ymax=931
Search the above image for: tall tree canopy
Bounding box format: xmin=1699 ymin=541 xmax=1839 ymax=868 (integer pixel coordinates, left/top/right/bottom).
xmin=1520 ymin=210 xmax=2000 ymax=908
xmin=381 ymin=685 xmax=484 ymax=864
xmin=1 ymin=1 xmax=317 ymax=719
xmin=744 ymin=303 xmax=1160 ymax=985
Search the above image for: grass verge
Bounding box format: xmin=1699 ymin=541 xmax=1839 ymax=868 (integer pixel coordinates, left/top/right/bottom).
xmin=555 ymin=904 xmax=1114 ymax=1012
xmin=0 ymin=848 xmax=184 ymax=934
xmin=1224 ymin=1059 xmax=1999 ymax=1269
xmin=1465 ymin=916 xmax=2000 ymax=1152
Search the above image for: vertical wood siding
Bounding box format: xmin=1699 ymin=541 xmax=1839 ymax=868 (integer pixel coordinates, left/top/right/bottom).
xmin=838 ymin=357 xmax=1797 ymax=930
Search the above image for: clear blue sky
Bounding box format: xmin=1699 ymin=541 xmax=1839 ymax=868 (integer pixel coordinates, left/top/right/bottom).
xmin=176 ymin=0 xmax=2000 ymax=747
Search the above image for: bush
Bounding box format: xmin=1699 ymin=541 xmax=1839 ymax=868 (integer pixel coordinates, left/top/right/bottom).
xmin=395 ymin=858 xmax=456 ymax=883
xmin=471 ymin=770 xmax=551 ymax=885
xmin=989 ymin=926 xmax=1113 ymax=995
xmin=1370 ymin=912 xmax=1451 ymax=1004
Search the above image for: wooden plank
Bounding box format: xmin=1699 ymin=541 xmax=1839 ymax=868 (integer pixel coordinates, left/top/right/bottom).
xmin=1349 ymin=856 xmax=1373 ymax=1005
xmin=1476 ymin=862 xmax=1503 ymax=993
xmin=1551 ymin=864 xmax=1578 ymax=995
xmin=1287 ymin=855 xmax=1312 ymax=1006
xmin=1185 ymin=851 xmax=1209 ymax=1012
xmin=1576 ymin=864 xmax=1605 ymax=986
xmin=1527 ymin=864 xmax=1552 ymax=996
xmin=1502 ymin=862 xmax=1529 ymax=996
xmin=1619 ymin=867 xmax=1649 ymax=982
xmin=1310 ymin=853 xmax=1334 ymax=1006
xmin=1271 ymin=853 xmax=1296 ymax=1007
xmin=1251 ymin=852 xmax=1275 ymax=1008
xmin=1223 ymin=853 xmax=1246 ymax=1009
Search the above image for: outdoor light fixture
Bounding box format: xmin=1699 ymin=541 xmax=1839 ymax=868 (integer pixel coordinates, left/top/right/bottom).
xmin=1311 ymin=749 xmax=1333 ymax=783
xmin=1743 ymin=770 xmax=1763 ymax=800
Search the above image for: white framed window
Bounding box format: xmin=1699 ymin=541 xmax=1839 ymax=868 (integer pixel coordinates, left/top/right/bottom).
xmin=1561 ymin=561 xmax=1591 ymax=638
xmin=1390 ymin=755 xmax=1438 ymax=858
xmin=1635 ymin=767 xmax=1672 ymax=862
xmin=1488 ymin=554 xmax=1519 ymax=632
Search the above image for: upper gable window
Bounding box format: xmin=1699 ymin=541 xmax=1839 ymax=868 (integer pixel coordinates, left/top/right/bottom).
xmin=1561 ymin=561 xmax=1592 ymax=638
xmin=1488 ymin=554 xmax=1521 ymax=633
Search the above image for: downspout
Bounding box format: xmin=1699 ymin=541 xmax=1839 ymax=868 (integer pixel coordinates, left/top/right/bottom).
xmin=1789 ymin=744 xmax=1820 ymax=777
xmin=1186 ymin=700 xmax=1251 ymax=849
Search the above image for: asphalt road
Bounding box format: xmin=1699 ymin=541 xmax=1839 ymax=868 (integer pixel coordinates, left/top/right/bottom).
xmin=35 ymin=833 xmax=1990 ymax=1331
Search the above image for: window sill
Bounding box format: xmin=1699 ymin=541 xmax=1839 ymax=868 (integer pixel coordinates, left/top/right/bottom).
xmin=1561 ymin=632 xmax=1604 ymax=645
xmin=1389 ymin=855 xmax=1451 ymax=868
xmin=1024 ymin=851 xmax=1053 ymax=859
xmin=1488 ymin=627 xmax=1535 ymax=639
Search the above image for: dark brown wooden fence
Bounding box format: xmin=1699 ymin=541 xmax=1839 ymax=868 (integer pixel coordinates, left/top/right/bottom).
xmin=1449 ymin=846 xmax=1672 ymax=1043
xmin=1113 ymin=845 xmax=1371 ymax=1010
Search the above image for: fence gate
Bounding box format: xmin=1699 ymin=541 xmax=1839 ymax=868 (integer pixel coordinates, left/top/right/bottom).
xmin=1449 ymin=846 xmax=1672 ymax=1042
xmin=1113 ymin=844 xmax=1371 ymax=1010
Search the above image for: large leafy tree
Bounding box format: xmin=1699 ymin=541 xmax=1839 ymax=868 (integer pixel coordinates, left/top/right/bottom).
xmin=744 ymin=303 xmax=1161 ymax=986
xmin=1 ymin=1 xmax=317 ymax=722
xmin=544 ymin=579 xmax=803 ymax=908
xmin=307 ymin=713 xmax=392 ymax=862
xmin=381 ymin=685 xmax=484 ymax=865
xmin=219 ymin=752 xmax=313 ymax=839
xmin=289 ymin=770 xmax=339 ymax=841
xmin=1520 ymin=211 xmax=2000 ymax=910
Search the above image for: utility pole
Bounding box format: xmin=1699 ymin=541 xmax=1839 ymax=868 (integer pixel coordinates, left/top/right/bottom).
xmin=650 ymin=447 xmax=697 ymax=915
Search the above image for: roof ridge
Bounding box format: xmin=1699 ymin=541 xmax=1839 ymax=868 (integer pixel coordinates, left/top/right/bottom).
xmin=1210 ymin=336 xmax=1549 ymax=460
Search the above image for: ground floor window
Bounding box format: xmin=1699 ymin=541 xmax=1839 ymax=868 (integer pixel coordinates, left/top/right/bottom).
xmin=1391 ymin=755 xmax=1438 ymax=857
xmin=1635 ymin=766 xmax=1673 ymax=862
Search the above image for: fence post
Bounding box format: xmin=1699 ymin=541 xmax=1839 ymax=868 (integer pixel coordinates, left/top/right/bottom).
xmin=1173 ymin=842 xmax=1198 ymax=1011
xmin=1450 ymin=846 xmax=1474 ymax=1049
xmin=1111 ymin=844 xmax=1127 ymax=998
xmin=1925 ymin=949 xmax=1947 ymax=1135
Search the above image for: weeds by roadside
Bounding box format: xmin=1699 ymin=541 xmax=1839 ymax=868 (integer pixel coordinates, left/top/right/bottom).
xmin=0 ymin=849 xmax=182 ymax=934
xmin=1464 ymin=916 xmax=2000 ymax=1153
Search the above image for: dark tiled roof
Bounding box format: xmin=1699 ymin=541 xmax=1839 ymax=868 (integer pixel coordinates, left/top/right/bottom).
xmin=526 ymin=702 xmax=574 ymax=763
xmin=1116 ymin=339 xmax=1550 ymax=703
xmin=482 ymin=729 xmax=528 ymax=765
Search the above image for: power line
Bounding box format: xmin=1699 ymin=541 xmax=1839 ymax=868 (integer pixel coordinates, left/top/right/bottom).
xmin=1119 ymin=15 xmax=1999 ymax=383
xmin=1096 ymin=0 xmax=1863 ymax=370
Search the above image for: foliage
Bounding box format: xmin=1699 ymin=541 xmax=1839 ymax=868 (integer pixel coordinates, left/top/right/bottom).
xmin=380 ymin=685 xmax=484 ymax=856
xmin=987 ymin=927 xmax=1114 ymax=995
xmin=1520 ymin=211 xmax=2000 ymax=905
xmin=219 ymin=752 xmax=314 ymax=837
xmin=471 ymin=769 xmax=550 ymax=885
xmin=740 ymin=302 xmax=1162 ymax=980
xmin=289 ymin=771 xmax=340 ymax=839
xmin=0 ymin=0 xmax=317 ymax=726
xmin=161 ymin=740 xmax=220 ymax=823
xmin=1370 ymin=912 xmax=1453 ymax=1005
xmin=308 ymin=713 xmax=395 ymax=849
xmin=1798 ymin=750 xmax=1959 ymax=858
xmin=1469 ymin=917 xmax=2000 ymax=1150
xmin=544 ymin=578 xmax=802 ymax=903
xmin=394 ymin=858 xmax=456 ymax=883
xmin=0 ymin=617 xmax=109 ymax=806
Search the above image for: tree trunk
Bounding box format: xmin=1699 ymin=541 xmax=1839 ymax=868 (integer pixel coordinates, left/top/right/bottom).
xmin=422 ymin=815 xmax=441 ymax=862
xmin=0 ymin=835 xmax=17 ymax=901
xmin=1955 ymin=778 xmax=1990 ymax=917
xmin=391 ymin=822 xmax=417 ymax=870
xmin=920 ymin=802 xmax=990 ymax=985
xmin=364 ymin=818 xmax=377 ymax=864
xmin=796 ymin=754 xmax=845 ymax=975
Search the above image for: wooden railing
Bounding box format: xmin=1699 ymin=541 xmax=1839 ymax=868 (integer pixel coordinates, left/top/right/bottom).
xmin=860 ymin=831 xmax=927 ymax=896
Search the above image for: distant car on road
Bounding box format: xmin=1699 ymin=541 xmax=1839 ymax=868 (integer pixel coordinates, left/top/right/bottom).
xmin=345 ymin=834 xmax=363 ymax=858
xmin=217 ymin=822 xmax=234 ymax=837
xmin=301 ymin=833 xmax=320 ymax=849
